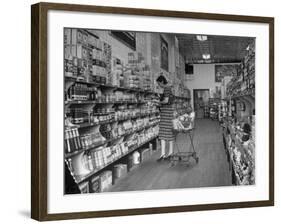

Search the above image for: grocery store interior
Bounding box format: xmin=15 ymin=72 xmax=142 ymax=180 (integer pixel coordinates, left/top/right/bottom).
xmin=64 ymin=29 xmax=255 ymax=194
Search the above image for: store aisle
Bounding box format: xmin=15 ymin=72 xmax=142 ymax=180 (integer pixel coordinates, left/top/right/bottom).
xmin=109 ymin=119 xmax=231 ymax=192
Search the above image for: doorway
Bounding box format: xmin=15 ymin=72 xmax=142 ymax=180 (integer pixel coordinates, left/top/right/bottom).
xmin=193 ymin=89 xmax=210 ymax=118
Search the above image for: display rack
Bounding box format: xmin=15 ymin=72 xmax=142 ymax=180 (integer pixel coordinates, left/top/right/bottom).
xmin=221 ymin=41 xmax=255 ymax=185
xmin=222 ymin=118 xmax=255 ymax=185
xmin=64 ymin=28 xmax=190 ymax=193
xmin=64 ymin=77 xmax=161 ymax=192
xmin=209 ymin=98 xmax=220 ymax=120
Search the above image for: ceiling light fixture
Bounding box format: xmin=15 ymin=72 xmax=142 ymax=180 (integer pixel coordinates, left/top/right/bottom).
xmin=202 ymin=54 xmax=211 ymax=60
xmin=196 ymin=35 xmax=208 ymax=41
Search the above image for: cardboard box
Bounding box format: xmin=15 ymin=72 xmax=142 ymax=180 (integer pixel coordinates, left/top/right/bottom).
xmin=71 ymin=29 xmax=87 ymax=45
xmin=113 ymin=164 xmax=127 ymax=184
xmin=64 ymin=28 xmax=72 ymax=45
xmin=77 ymin=44 xmax=88 ymax=60
xmin=100 ymin=171 xmax=112 ymax=192
xmin=88 ymin=34 xmax=97 ymax=47
xmin=89 ymin=176 xmax=101 ymax=193
xmin=141 ymin=148 xmax=152 ymax=162
xmin=78 ymin=181 xmax=89 ymax=194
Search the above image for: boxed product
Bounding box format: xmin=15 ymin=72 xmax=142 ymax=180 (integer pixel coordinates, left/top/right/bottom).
xmin=120 ymin=142 xmax=129 ymax=155
xmin=132 ymin=151 xmax=140 ymax=165
xmin=64 ymin=28 xmax=72 ymax=45
xmin=89 ymin=175 xmax=101 ymax=193
xmin=140 ymin=147 xmax=152 ymax=162
xmin=77 ymin=44 xmax=89 ymax=60
xmin=71 ymin=29 xmax=88 ymax=45
xmin=113 ymin=164 xmax=127 ymax=184
xmin=100 ymin=171 xmax=112 ymax=192
xmin=87 ymin=34 xmax=98 ymax=47
xmin=64 ymin=57 xmax=73 ymax=77
xmin=127 ymin=154 xmax=135 ymax=171
xmin=78 ymin=181 xmax=89 ymax=194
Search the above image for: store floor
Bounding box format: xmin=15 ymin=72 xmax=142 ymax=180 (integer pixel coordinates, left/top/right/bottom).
xmin=109 ymin=119 xmax=232 ymax=192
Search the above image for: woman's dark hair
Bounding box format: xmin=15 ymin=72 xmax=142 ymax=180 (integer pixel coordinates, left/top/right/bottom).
xmin=156 ymin=75 xmax=168 ymax=85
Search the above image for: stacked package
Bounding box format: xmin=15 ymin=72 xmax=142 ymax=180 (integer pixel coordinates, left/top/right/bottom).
xmin=64 ymin=28 xmax=112 ymax=84
xmin=64 ymin=128 xmax=82 ymax=153
xmin=113 ymin=164 xmax=127 ymax=183
xmin=89 ymin=175 xmax=100 ymax=193
xmin=140 ymin=148 xmax=152 ymax=162
xmin=78 ymin=181 xmax=90 ymax=194
xmin=100 ymin=171 xmax=113 ymax=191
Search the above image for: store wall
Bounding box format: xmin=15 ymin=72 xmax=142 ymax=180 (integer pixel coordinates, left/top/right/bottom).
xmin=88 ymin=30 xmax=186 ymax=95
xmin=150 ymin=33 xmax=186 ymax=92
xmin=92 ymin=30 xmax=184 ymax=86
xmin=186 ymin=64 xmax=221 ymax=107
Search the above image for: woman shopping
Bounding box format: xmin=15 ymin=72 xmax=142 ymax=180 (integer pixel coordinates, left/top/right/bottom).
xmin=156 ymin=74 xmax=175 ymax=162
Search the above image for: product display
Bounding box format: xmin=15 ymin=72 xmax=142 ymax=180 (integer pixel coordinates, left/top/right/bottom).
xmin=223 ymin=117 xmax=255 ymax=185
xmin=209 ymin=98 xmax=220 ymax=120
xmin=226 ymin=42 xmax=255 ymax=98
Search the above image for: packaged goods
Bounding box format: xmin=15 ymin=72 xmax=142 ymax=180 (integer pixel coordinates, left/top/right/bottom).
xmin=140 ymin=148 xmax=152 ymax=162
xmin=78 ymin=181 xmax=89 ymax=194
xmin=64 ymin=128 xmax=82 ymax=153
xmin=87 ymin=34 xmax=98 ymax=48
xmin=71 ymin=29 xmax=87 ymax=45
xmin=127 ymin=154 xmax=135 ymax=171
xmin=89 ymin=176 xmax=100 ymax=193
xmin=113 ymin=164 xmax=127 ymax=183
xmin=132 ymin=151 xmax=140 ymax=165
xmin=100 ymin=171 xmax=112 ymax=192
xmin=64 ymin=28 xmax=72 ymax=45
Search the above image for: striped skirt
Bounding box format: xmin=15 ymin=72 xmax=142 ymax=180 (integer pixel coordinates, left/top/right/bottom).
xmin=159 ymin=104 xmax=175 ymax=141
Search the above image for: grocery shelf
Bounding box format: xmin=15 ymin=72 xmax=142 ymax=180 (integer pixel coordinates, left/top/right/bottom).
xmin=65 ymin=99 xmax=151 ymax=106
xmin=69 ymin=111 xmax=160 ymax=129
xmin=65 ymin=75 xmax=157 ymax=95
xmin=65 ymin=122 xmax=159 ymax=159
xmin=73 ymin=136 xmax=157 ymax=184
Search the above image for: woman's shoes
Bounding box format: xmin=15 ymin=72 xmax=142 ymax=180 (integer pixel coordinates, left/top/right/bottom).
xmin=164 ymin=155 xmax=171 ymax=161
xmin=157 ymin=155 xmax=172 ymax=162
xmin=157 ymin=156 xmax=165 ymax=162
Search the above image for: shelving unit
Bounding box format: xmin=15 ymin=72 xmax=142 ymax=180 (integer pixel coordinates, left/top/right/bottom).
xmin=221 ymin=41 xmax=255 ymax=185
xmin=64 ymin=76 xmax=161 ymax=191
xmin=64 ymin=28 xmax=191 ymax=193
xmin=65 ymin=122 xmax=159 ymax=159
xmin=72 ymin=136 xmax=158 ymax=184
xmin=222 ymin=119 xmax=255 ymax=185
xmin=209 ymin=98 xmax=220 ymax=120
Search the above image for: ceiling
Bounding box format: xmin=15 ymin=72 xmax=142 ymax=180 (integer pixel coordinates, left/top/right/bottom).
xmin=176 ymin=34 xmax=254 ymax=64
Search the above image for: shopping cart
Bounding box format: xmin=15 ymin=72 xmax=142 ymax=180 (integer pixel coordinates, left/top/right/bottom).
xmin=170 ymin=116 xmax=199 ymax=167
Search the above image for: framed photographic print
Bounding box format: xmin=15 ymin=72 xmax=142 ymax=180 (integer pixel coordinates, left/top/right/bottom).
xmin=31 ymin=2 xmax=274 ymax=221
